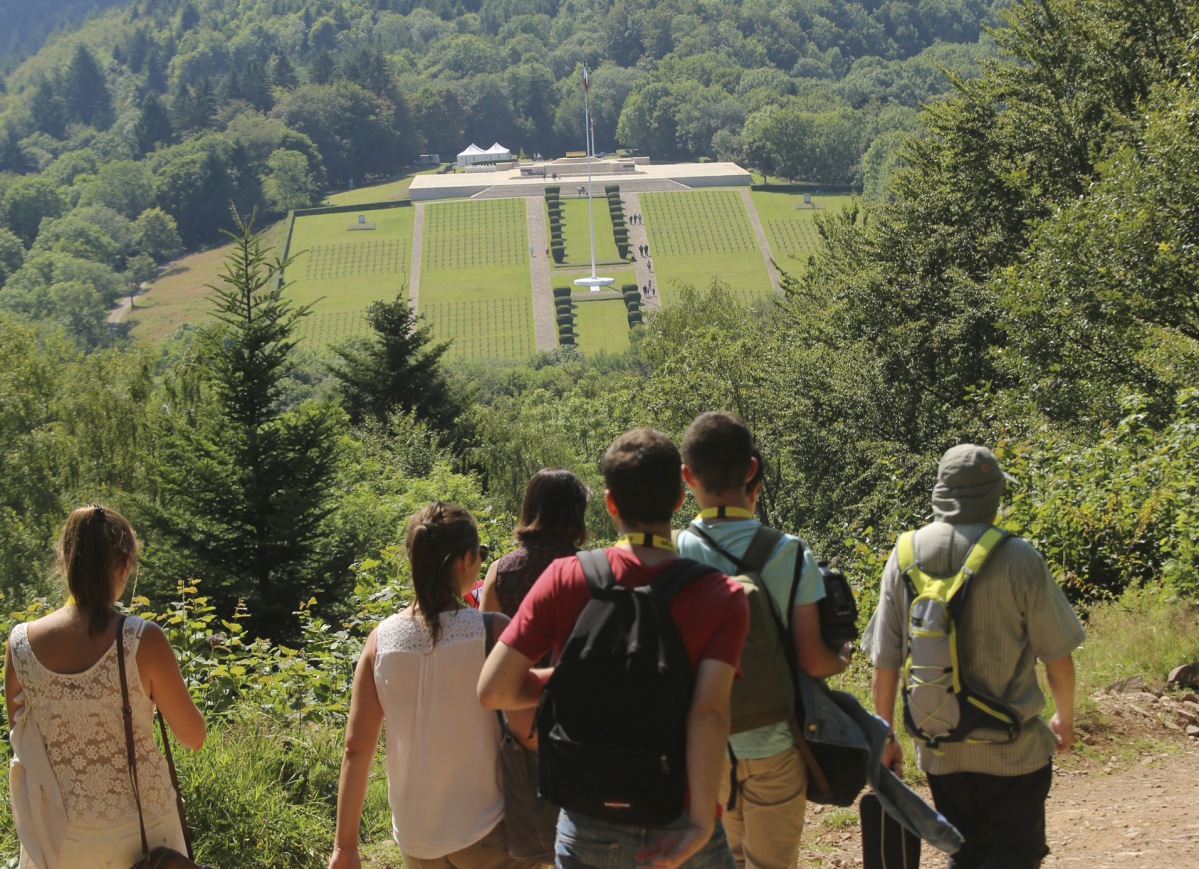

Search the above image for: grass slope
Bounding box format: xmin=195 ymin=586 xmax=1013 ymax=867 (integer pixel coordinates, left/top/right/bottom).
xmin=124 ymin=220 xmax=288 ymax=343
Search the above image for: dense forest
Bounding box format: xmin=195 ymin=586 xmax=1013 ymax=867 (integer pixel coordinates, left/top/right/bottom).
xmin=2 ymin=0 xmax=1199 ymax=861
xmin=2 ymin=0 xmax=1198 ymax=638
xmin=0 ymin=0 xmax=1006 ymax=347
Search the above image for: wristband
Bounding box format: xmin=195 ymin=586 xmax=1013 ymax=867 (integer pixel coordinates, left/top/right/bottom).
xmin=884 ymin=731 xmax=898 ymax=745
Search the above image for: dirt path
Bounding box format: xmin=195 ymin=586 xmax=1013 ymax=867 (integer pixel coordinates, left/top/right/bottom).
xmin=801 ymin=694 xmax=1199 ymax=868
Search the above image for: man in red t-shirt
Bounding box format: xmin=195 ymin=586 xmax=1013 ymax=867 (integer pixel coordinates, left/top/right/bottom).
xmin=479 ymin=427 xmax=749 ymax=869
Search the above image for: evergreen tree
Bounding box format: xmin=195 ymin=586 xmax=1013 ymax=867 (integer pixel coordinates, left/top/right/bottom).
xmin=29 ymin=78 xmax=66 ymax=139
xmin=309 ymin=50 xmax=335 ymax=85
xmin=135 ymin=92 xmax=175 ymax=154
xmin=329 ymin=293 xmax=460 ymax=432
xmin=144 ymin=211 xmax=347 ymax=640
xmin=0 ymin=123 xmax=31 ymax=174
xmin=63 ymin=45 xmax=113 ymax=130
xmin=272 ymin=54 xmax=298 ymax=90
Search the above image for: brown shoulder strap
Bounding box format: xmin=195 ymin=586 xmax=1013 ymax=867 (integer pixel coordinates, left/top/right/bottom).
xmin=115 ymin=614 xmax=151 ymax=861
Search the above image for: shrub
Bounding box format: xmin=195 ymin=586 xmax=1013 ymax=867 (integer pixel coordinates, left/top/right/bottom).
xmin=552 ymin=286 xmax=571 ymax=299
xmin=627 ymin=311 xmax=643 ymax=326
xmin=551 ymin=245 xmax=565 ymax=264
xmin=546 ymin=186 xmax=560 ymax=197
xmin=556 ymin=313 xmax=573 ymax=327
xmin=617 ymin=242 xmax=629 ymax=259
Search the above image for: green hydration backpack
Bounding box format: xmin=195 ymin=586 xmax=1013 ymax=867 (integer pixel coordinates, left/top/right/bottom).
xmin=897 ymin=526 xmax=1022 ymax=748
xmin=679 ymin=525 xmax=795 ymax=734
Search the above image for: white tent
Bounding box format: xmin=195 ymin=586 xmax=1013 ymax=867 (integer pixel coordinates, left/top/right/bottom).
xmin=457 ymin=142 xmax=511 ymax=167
xmin=456 ymin=143 xmax=486 ymax=167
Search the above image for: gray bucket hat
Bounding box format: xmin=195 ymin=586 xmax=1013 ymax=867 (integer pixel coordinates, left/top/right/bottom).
xmin=931 ymin=444 xmax=1006 ymax=524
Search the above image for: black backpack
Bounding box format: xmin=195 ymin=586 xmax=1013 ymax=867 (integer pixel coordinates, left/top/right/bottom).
xmin=536 ymin=548 xmax=714 ymax=826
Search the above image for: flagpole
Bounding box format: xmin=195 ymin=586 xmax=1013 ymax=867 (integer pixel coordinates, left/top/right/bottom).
xmin=574 ymin=65 xmax=613 ymax=294
xmin=584 ymin=73 xmax=598 ymax=279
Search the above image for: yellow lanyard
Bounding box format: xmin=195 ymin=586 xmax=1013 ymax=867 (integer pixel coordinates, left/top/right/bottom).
xmin=696 ymin=506 xmax=753 ymax=520
xmin=616 ymin=533 xmax=676 ymax=552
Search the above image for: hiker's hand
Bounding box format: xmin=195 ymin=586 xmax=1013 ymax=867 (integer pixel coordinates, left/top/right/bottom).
xmin=328 ymin=845 xmax=361 ymax=869
xmin=1051 ymin=711 xmax=1074 ymax=752
xmin=635 ymin=822 xmax=712 ymax=869
xmin=882 ymin=738 xmax=903 ymax=776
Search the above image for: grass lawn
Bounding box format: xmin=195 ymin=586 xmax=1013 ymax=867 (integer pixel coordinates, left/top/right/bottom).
xmin=553 ymin=197 xmax=623 ymax=266
xmin=287 ymin=207 xmax=415 ymax=347
xmin=641 ymin=189 xmax=773 ymax=306
xmin=419 ymin=197 xmax=534 ymax=361
xmin=573 ymin=297 xmax=633 ymax=355
xmin=750 ymin=191 xmax=854 ymax=274
xmin=323 ymin=167 xmax=439 ymax=206
xmin=286 ymin=208 xmax=414 ymax=311
xmin=124 ymin=219 xmax=289 ymax=343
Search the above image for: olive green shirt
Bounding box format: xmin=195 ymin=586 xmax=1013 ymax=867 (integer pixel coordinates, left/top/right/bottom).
xmin=867 ymin=522 xmax=1085 ymax=776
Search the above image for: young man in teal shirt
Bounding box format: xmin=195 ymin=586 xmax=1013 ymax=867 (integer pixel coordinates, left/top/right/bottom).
xmin=677 ymin=411 xmax=851 ymax=869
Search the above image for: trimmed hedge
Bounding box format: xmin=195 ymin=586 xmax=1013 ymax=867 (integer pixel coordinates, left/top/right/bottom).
xmin=551 ymin=245 xmax=565 ymax=264
xmin=628 ymin=311 xmax=643 ymax=326
xmin=552 ymin=286 xmax=571 ymax=299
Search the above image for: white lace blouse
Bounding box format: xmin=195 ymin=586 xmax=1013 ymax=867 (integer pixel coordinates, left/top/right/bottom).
xmin=374 ymin=607 xmax=504 ymax=859
xmin=8 ymin=617 xmax=178 ymax=824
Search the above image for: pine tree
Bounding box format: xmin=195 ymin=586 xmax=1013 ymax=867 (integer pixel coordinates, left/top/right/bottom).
xmin=329 ymin=293 xmax=460 ymax=433
xmin=135 ymin=92 xmax=174 ymax=154
xmin=272 ymin=54 xmax=298 ymax=90
xmin=63 ymin=46 xmax=114 ymax=129
xmin=144 ymin=211 xmax=347 ymax=640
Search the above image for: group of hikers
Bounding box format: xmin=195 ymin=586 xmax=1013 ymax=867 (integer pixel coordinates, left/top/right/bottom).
xmin=4 ymin=410 xmax=1084 ymax=869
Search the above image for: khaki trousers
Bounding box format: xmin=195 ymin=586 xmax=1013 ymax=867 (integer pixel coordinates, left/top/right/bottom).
xmin=718 ymin=746 xmax=808 ymax=869
xmin=402 ymin=821 xmax=538 ymax=869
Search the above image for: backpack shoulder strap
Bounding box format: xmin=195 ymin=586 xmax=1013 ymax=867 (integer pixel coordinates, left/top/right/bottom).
xmin=685 ymin=524 xmax=784 ymax=577
xmin=576 ymin=548 xmax=616 ymax=596
xmin=960 ymin=526 xmax=1012 ymax=579
xmin=896 ymin=530 xmax=919 ymax=575
xmin=482 ymin=611 xmax=497 ymax=655
xmin=785 ymin=537 xmax=809 ymax=633
xmin=741 ymin=526 xmax=785 ymax=574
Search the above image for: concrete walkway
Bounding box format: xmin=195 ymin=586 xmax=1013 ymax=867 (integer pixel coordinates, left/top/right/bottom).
xmin=408 ymin=202 xmax=425 ymax=310
xmin=740 ymin=188 xmax=781 ymax=294
xmin=525 ymin=196 xmax=558 ymax=351
xmin=623 ymin=192 xmax=661 ymax=311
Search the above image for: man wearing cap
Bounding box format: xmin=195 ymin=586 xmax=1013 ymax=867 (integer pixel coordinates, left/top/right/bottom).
xmin=867 ymin=444 xmax=1085 ymax=869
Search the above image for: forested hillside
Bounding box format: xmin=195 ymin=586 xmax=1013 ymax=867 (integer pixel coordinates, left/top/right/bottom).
xmin=0 ymin=0 xmax=126 ymax=70
xmin=0 ymin=0 xmax=1004 ymax=346
xmin=0 ymin=0 xmax=1197 ymax=628
xmin=3 ymin=1 xmax=1199 ymax=861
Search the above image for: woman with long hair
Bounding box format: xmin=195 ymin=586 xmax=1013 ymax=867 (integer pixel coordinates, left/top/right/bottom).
xmin=479 ymin=468 xmax=590 ymax=618
xmin=329 ymin=502 xmax=536 ymax=869
xmin=5 ymin=504 xmax=206 ymax=867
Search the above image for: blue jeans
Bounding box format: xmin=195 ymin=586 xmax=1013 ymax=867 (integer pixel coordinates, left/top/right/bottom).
xmin=555 ymin=809 xmax=736 ymax=869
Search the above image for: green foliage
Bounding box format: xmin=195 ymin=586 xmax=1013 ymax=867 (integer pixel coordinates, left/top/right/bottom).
xmin=140 ymin=212 xmax=349 ymax=640
xmin=327 ymin=292 xmax=459 ymax=434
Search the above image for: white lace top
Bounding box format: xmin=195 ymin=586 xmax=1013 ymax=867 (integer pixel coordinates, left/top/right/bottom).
xmin=374 ymin=607 xmax=503 ymax=859
xmin=8 ymin=618 xmax=177 ymax=823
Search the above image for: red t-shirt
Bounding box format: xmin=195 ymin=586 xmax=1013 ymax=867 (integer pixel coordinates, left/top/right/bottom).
xmin=500 ymin=547 xmax=749 ymax=674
